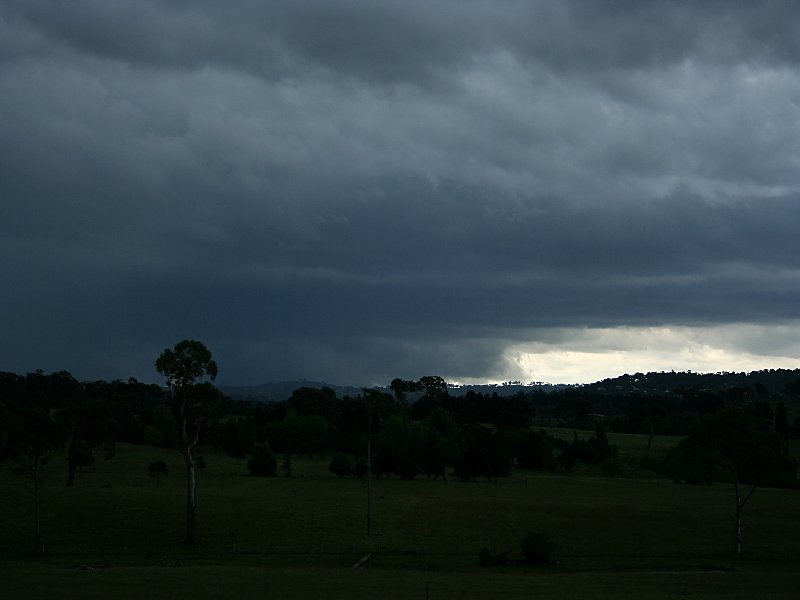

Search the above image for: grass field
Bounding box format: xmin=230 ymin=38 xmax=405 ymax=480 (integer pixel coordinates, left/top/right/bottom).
xmin=2 ymin=440 xmax=799 ymax=599
xmin=540 ymin=427 xmax=681 ymax=455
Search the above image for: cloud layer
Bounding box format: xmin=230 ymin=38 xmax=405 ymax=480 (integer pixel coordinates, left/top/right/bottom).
xmin=1 ymin=1 xmax=798 ymax=384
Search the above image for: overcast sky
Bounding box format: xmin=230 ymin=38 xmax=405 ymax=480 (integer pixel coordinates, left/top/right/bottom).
xmin=1 ymin=1 xmax=798 ymax=386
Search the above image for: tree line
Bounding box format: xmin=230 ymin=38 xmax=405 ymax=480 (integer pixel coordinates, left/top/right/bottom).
xmin=1 ymin=344 xmax=798 ymax=556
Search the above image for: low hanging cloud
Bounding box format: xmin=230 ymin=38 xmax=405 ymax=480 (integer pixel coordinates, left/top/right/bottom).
xmin=0 ymin=1 xmax=798 ymax=385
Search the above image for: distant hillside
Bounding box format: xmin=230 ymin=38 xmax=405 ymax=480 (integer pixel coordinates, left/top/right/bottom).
xmin=220 ymin=380 xmax=367 ymax=402
xmin=221 ymin=380 xmax=567 ymax=402
xmin=587 ymin=368 xmax=800 ymax=395
xmin=220 ymin=369 xmax=800 ymax=404
xmin=446 ymin=383 xmax=567 ymax=396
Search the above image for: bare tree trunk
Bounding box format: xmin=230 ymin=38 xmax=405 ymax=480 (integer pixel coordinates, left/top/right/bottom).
xmin=185 ymin=451 xmax=197 ymax=544
xmin=33 ymin=458 xmax=44 ymax=558
xmin=367 ymin=411 xmax=373 ymax=537
xmin=735 ymin=507 xmax=742 ymax=555
xmin=733 ymin=470 xmax=741 ymax=555
xmin=180 ymin=390 xmax=198 ymax=545
xmin=732 ymin=468 xmax=757 ymax=556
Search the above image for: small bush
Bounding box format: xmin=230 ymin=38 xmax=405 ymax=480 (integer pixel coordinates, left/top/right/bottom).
xmin=74 ymin=445 xmax=95 ymax=471
xmin=600 ymin=457 xmax=623 ymax=477
xmin=636 ymin=454 xmax=663 ymax=474
xmin=148 ymin=460 xmax=168 ymax=484
xmin=329 ymin=452 xmax=352 ymax=478
xmin=352 ymin=457 xmax=368 ymax=478
xmin=520 ymin=531 xmax=556 ymax=565
xmin=282 ymin=453 xmax=292 ymax=477
xmin=247 ymin=442 xmax=277 ymax=476
xmin=143 ymin=425 xmax=165 ymax=447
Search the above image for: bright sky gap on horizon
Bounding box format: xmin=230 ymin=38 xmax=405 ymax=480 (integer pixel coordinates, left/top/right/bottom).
xmin=0 ymin=1 xmax=798 ymax=386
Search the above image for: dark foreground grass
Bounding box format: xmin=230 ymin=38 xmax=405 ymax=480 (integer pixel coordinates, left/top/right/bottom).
xmin=5 ymin=561 xmax=800 ymax=600
xmin=1 ymin=443 xmax=799 ymax=598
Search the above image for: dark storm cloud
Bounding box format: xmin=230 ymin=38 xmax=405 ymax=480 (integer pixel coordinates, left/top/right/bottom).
xmin=0 ymin=1 xmax=798 ymax=384
xmin=5 ymin=1 xmax=800 ymax=78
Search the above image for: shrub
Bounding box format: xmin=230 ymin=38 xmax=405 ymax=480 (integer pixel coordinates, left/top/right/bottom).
xmin=143 ymin=425 xmax=165 ymax=447
xmin=478 ymin=548 xmax=495 ymax=566
xmin=73 ymin=444 xmax=95 ymax=471
xmin=600 ymin=457 xmax=623 ymax=477
xmin=151 ymin=404 xmax=179 ymax=447
xmin=247 ymin=442 xmax=277 ymax=476
xmin=520 ymin=531 xmax=556 ymax=565
xmin=352 ymin=457 xmax=368 ymax=478
xmin=517 ymin=430 xmax=556 ymax=471
xmin=148 ymin=459 xmax=168 ymax=484
xmin=282 ymin=453 xmax=292 ymax=477
xmin=329 ymin=452 xmax=352 ymax=478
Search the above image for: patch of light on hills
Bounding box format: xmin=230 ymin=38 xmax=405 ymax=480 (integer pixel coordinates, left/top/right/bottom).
xmin=500 ymin=323 xmax=800 ymax=384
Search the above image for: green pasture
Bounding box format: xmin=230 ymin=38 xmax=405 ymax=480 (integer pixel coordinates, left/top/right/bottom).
xmin=540 ymin=427 xmax=683 ymax=459
xmin=1 ymin=442 xmax=799 ymax=599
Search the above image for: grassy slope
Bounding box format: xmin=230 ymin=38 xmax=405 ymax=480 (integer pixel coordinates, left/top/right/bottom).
xmin=1 ymin=442 xmax=799 ymax=599
xmin=540 ymin=427 xmax=683 ymax=459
